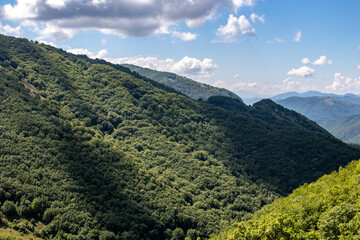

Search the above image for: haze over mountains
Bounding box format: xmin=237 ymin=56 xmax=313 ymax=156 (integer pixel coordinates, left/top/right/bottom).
xmin=242 ymin=91 xmax=360 ymax=143
xmin=1 ymin=34 xmax=360 ymax=239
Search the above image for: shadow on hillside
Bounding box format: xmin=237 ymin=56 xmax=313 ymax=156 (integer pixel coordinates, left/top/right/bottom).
xmin=56 ymin=132 xmax=163 ymax=239
xmin=199 ymin=103 xmax=360 ymax=195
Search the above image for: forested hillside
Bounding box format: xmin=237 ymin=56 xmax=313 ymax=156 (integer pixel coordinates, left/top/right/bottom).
xmin=277 ymin=96 xmax=360 ymax=121
xmin=0 ymin=34 xmax=359 ymax=239
xmin=123 ymin=64 xmax=241 ymax=101
xmin=211 ymin=159 xmax=360 ymax=239
xmin=320 ymin=114 xmax=360 ymax=143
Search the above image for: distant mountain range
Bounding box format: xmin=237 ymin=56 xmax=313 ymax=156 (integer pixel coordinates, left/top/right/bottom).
xmin=277 ymin=96 xmax=360 ymax=121
xmin=268 ymin=91 xmax=360 ymax=143
xmin=123 ymin=64 xmax=241 ymax=101
xmin=319 ymin=114 xmax=360 ymax=143
xmin=241 ymin=91 xmax=360 ymax=143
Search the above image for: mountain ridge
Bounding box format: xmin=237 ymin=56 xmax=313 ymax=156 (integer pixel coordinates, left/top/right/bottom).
xmin=122 ymin=63 xmax=241 ymax=101
xmin=0 ymin=34 xmax=359 ymax=239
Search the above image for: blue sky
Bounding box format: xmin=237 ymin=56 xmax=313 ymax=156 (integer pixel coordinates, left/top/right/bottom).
xmin=0 ymin=0 xmax=359 ymax=97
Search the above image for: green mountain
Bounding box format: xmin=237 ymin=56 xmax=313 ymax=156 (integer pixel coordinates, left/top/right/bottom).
xmin=211 ymin=158 xmax=360 ymax=239
xmin=277 ymin=96 xmax=360 ymax=121
xmin=0 ymin=34 xmax=359 ymax=239
xmin=319 ymin=114 xmax=360 ymax=143
xmin=122 ymin=64 xmax=241 ymax=101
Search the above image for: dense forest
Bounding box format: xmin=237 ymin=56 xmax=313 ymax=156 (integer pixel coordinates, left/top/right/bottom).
xmin=0 ymin=34 xmax=359 ymax=239
xmin=211 ymin=158 xmax=360 ymax=239
xmin=123 ymin=64 xmax=241 ymax=101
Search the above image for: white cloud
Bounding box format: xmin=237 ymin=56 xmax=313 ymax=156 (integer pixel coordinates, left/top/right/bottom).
xmin=293 ymin=30 xmax=301 ymax=42
xmin=232 ymin=0 xmax=255 ymax=9
xmin=301 ymin=57 xmax=311 ymax=65
xmin=313 ymin=55 xmax=332 ymax=65
xmin=357 ymin=65 xmax=360 ymax=70
xmin=38 ymin=40 xmax=57 ymax=47
xmin=230 ymin=81 xmax=257 ymax=90
xmin=326 ymin=73 xmax=360 ymax=92
xmin=216 ymin=14 xmax=255 ymax=42
xmin=250 ymin=13 xmax=265 ymax=23
xmin=267 ymin=37 xmax=287 ymax=44
xmin=37 ymin=23 xmax=77 ymax=41
xmin=172 ymin=31 xmax=197 ymax=41
xmin=45 ymin=0 xmax=69 ymax=9
xmin=0 ymin=21 xmax=21 ymax=36
xmin=287 ymin=66 xmax=315 ymax=77
xmin=68 ymin=48 xmax=108 ymax=59
xmin=105 ymin=55 xmax=218 ymax=80
xmin=1 ymin=0 xmax=257 ymax=40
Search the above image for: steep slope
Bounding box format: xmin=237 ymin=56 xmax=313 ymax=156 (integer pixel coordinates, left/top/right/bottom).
xmin=0 ymin=34 xmax=359 ymax=239
xmin=208 ymin=96 xmax=327 ymax=134
xmin=122 ymin=64 xmax=241 ymax=101
xmin=277 ymin=96 xmax=360 ymax=121
xmin=319 ymin=114 xmax=360 ymax=143
xmin=211 ymin=159 xmax=360 ymax=239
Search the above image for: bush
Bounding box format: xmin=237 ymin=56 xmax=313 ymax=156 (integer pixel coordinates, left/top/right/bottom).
xmin=1 ymin=201 xmax=17 ymax=217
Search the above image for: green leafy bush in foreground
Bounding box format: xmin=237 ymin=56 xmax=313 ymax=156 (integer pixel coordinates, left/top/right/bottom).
xmin=211 ymin=159 xmax=360 ymax=239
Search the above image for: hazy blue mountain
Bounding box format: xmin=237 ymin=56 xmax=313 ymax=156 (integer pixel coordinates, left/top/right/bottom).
xmin=123 ymin=64 xmax=242 ymax=101
xmin=319 ymin=114 xmax=360 ymax=143
xmin=271 ymin=91 xmax=335 ymax=101
xmin=277 ymin=96 xmax=360 ymax=121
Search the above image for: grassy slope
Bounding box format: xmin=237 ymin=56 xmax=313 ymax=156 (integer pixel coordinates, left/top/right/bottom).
xmin=211 ymin=159 xmax=360 ymax=239
xmin=0 ymin=34 xmax=359 ymax=239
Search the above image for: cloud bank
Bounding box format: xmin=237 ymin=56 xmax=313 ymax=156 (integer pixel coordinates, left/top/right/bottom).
xmin=1 ymin=0 xmax=255 ymax=40
xmin=105 ymin=55 xmax=218 ymax=80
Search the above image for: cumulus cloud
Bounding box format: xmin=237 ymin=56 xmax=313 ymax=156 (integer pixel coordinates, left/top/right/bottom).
xmin=38 ymin=40 xmax=57 ymax=47
xmin=230 ymin=81 xmax=257 ymax=90
xmin=216 ymin=14 xmax=254 ymax=42
xmin=105 ymin=55 xmax=218 ymax=80
xmin=326 ymin=73 xmax=360 ymax=92
xmin=250 ymin=13 xmax=265 ymax=23
xmin=0 ymin=0 xmax=256 ymax=40
xmin=293 ymin=30 xmax=301 ymax=42
xmin=68 ymin=48 xmax=108 ymax=59
xmin=172 ymin=31 xmax=197 ymax=41
xmin=287 ymin=66 xmax=315 ymax=77
xmin=313 ymin=55 xmax=332 ymax=65
xmin=0 ymin=21 xmax=21 ymax=36
xmin=301 ymin=57 xmax=311 ymax=65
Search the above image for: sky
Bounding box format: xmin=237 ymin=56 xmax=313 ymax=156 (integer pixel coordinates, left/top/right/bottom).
xmin=0 ymin=0 xmax=359 ymax=98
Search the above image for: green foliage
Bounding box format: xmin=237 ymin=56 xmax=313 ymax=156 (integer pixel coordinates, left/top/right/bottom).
xmin=123 ymin=64 xmax=241 ymax=101
xmin=171 ymin=228 xmax=185 ymax=240
xmin=2 ymin=201 xmax=17 ymax=217
xmin=211 ymin=160 xmax=360 ymax=239
xmin=0 ymin=34 xmax=359 ymax=239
